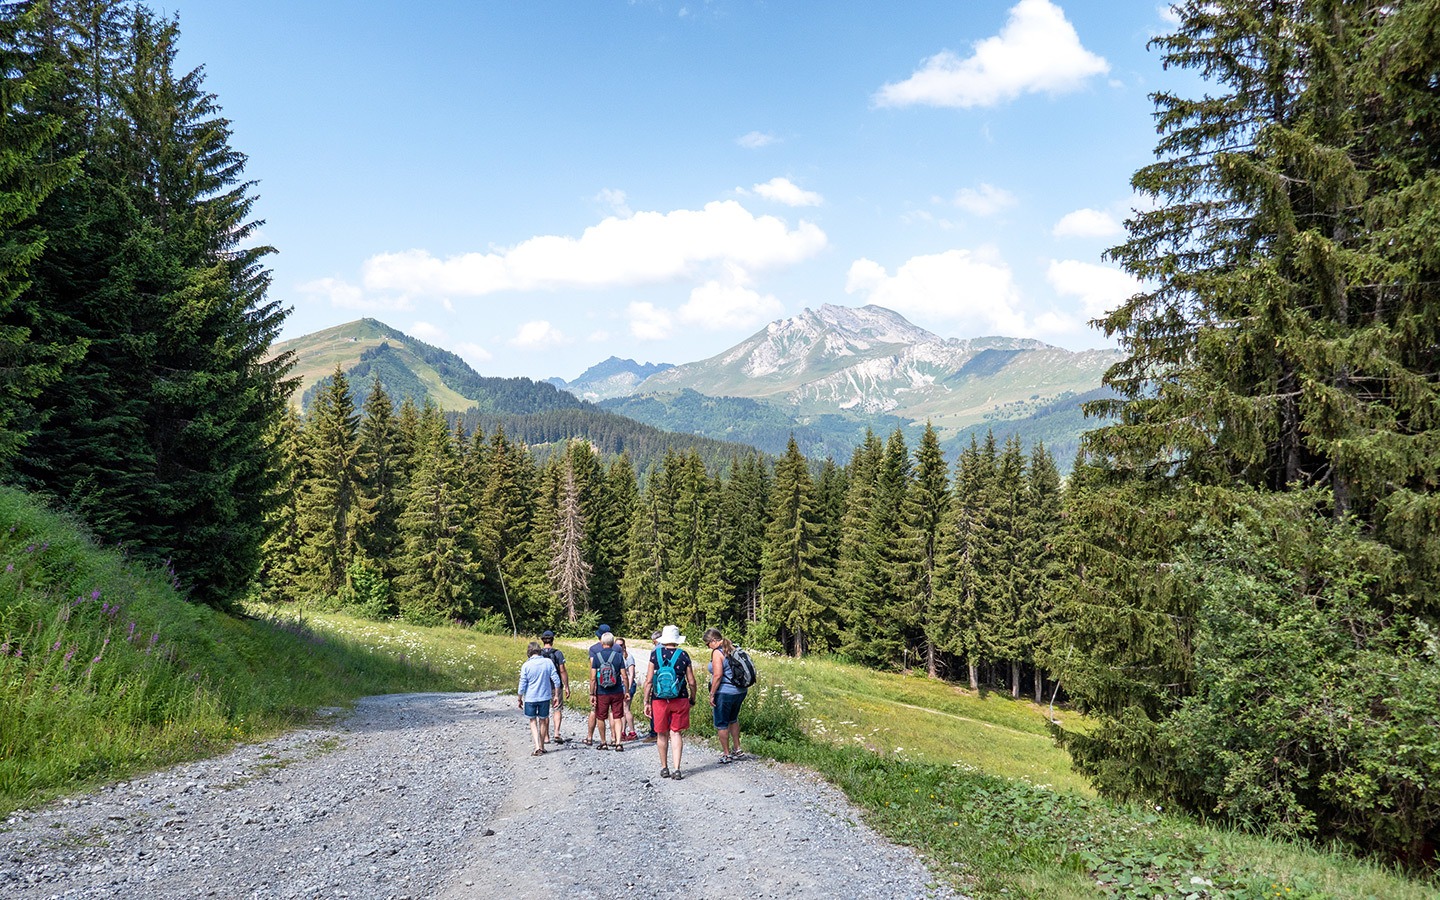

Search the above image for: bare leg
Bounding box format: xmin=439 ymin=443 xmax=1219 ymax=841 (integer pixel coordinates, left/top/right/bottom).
xmin=550 ymin=701 xmax=563 ymax=741
xmin=528 ymin=718 xmax=543 ymax=753
xmin=656 ymin=732 xmax=670 ymax=770
xmin=670 ymin=730 xmax=684 ymax=772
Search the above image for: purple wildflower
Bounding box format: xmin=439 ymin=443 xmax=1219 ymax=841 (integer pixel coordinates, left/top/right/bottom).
xmin=50 ymin=639 xmax=61 ymax=653
xmin=0 ymin=642 xmax=8 ymax=655
xmin=4 ymin=563 xmax=12 ymax=573
xmin=63 ymin=645 xmax=76 ymax=665
xmin=127 ymin=621 xmax=137 ymax=640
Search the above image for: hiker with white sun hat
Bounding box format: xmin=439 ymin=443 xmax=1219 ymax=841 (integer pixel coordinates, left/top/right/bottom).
xmin=641 ymin=624 xmax=696 ymax=780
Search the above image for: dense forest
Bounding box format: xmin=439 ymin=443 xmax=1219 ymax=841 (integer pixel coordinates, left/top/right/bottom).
xmin=2 ymin=0 xmax=1438 ymax=868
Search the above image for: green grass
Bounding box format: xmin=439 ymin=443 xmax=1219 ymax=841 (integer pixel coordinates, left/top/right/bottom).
xmin=731 ymin=651 xmax=1435 ymax=900
xmin=0 ymin=487 xmax=498 ymax=817
xmin=3 ymin=492 xmax=1433 ymax=898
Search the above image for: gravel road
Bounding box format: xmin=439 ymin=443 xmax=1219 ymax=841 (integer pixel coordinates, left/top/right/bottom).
xmin=0 ymin=691 xmax=962 ymax=899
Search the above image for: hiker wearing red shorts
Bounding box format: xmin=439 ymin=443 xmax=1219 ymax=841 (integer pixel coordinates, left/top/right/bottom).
xmin=642 ymin=624 xmax=696 ymax=780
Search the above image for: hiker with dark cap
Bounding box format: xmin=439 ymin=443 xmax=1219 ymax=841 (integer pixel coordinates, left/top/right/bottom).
xmin=642 ymin=624 xmax=696 ymax=780
xmin=583 ymin=623 xmax=612 ymax=746
xmin=539 ymin=630 xmax=570 ymax=743
xmin=590 ymin=632 xmax=630 ymax=750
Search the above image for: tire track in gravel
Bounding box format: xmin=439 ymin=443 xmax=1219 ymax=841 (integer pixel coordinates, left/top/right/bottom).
xmin=1 ymin=692 xmax=964 ymax=899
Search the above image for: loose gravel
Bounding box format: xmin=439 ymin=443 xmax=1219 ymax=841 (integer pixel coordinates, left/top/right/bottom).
xmin=0 ymin=691 xmax=963 ymax=899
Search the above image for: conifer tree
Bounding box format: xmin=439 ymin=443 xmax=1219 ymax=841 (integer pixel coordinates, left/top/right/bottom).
xmin=1021 ymin=442 xmax=1063 ymax=702
xmin=592 ymin=453 xmax=637 ymax=628
xmin=0 ymin=3 xmax=81 ymax=469
xmin=935 ymin=435 xmax=994 ymax=690
xmin=253 ymin=404 xmax=304 ymax=604
xmin=549 ymin=457 xmax=592 ymax=623
xmin=354 ymin=379 xmax=403 ymax=581
xmin=394 ymin=403 xmax=480 ymax=624
xmin=835 ymin=430 xmax=883 ymax=652
xmin=906 ymin=423 xmax=950 ymax=678
xmin=293 ymin=367 xmax=361 ymax=602
xmin=758 ymin=437 xmax=830 ymax=656
xmin=979 ymin=435 xmax=1027 ymax=697
xmin=718 ymin=453 xmax=769 ymax=624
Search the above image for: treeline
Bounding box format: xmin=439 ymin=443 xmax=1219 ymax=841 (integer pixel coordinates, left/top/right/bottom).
xmin=0 ymin=0 xmax=290 ymax=607
xmin=262 ymin=368 xmax=1068 ymax=698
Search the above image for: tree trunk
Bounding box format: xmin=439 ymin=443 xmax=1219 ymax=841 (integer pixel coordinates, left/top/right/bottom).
xmin=968 ymin=660 xmax=979 ymax=692
xmin=1034 ymin=668 xmax=1043 ymax=704
xmin=925 ymin=638 xmax=937 ymax=678
xmin=1011 ymin=660 xmax=1021 ymax=699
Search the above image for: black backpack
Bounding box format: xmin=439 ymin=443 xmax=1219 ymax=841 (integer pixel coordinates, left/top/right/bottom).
xmin=540 ymin=646 xmax=563 ymax=676
xmin=728 ymin=647 xmax=757 ymax=689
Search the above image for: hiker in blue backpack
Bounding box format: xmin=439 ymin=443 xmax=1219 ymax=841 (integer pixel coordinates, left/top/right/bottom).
xmin=582 ymin=623 xmax=613 ymax=746
xmin=641 ymin=624 xmax=696 ymax=780
xmin=589 ymin=632 xmax=630 ymax=751
xmin=703 ymin=627 xmax=748 ymax=763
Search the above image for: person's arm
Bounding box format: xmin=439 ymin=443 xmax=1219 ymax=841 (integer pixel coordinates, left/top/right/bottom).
xmin=558 ymin=661 xmax=570 ymax=698
xmin=642 ymin=655 xmax=655 ymax=713
xmin=709 ymin=648 xmax=724 ymax=705
xmin=590 ymin=657 xmax=599 ymax=699
xmin=517 ymin=665 xmax=528 ymax=708
xmin=686 ymin=655 xmax=698 ymax=705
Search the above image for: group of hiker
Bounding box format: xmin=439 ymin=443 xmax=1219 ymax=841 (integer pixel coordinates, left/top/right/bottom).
xmin=515 ymin=623 xmax=755 ymax=781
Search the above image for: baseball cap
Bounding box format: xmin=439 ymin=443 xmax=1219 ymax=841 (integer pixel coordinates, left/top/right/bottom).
xmin=596 ymin=624 xmax=612 ymax=637
xmin=541 ymin=630 xmax=555 ymax=640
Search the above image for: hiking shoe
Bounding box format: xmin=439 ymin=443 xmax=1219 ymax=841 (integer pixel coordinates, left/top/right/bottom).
xmin=660 ymin=767 xmax=671 ymax=779
xmin=614 ymin=743 xmax=624 ymax=752
xmin=671 ymin=769 xmax=684 ymax=780
xmin=730 ymin=750 xmax=746 ymax=760
xmin=596 ymin=742 xmax=610 ymax=751
xmin=625 ymin=731 xmax=639 ymax=741
xmin=641 ymin=734 xmax=658 ymax=744
xmin=719 ymin=754 xmax=732 ymax=764
xmin=552 ymin=736 xmax=567 ymax=744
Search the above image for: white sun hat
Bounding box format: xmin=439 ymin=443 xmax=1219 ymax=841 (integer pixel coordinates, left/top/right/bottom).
xmin=659 ymin=624 xmax=685 ymax=645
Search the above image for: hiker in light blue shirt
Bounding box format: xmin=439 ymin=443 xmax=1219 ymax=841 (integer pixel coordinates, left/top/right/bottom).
xmin=518 ymin=641 xmax=562 ymax=756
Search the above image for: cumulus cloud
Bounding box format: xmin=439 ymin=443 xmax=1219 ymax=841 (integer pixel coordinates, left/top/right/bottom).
xmin=679 ymin=281 xmax=784 ymax=331
xmin=1046 ymin=259 xmax=1142 ymax=319
xmin=737 ymin=130 xmax=778 ymax=149
xmin=953 ymin=183 xmax=1016 ymax=216
xmin=627 ymin=302 xmax=673 ymax=341
xmin=410 ymin=321 xmax=493 ymax=365
xmin=360 ymin=200 xmax=826 ymax=298
xmin=297 ymin=276 xmax=397 ymax=311
xmin=745 ymin=177 xmax=824 ymax=207
xmin=509 ymin=320 xmax=569 ymax=349
xmin=873 ymin=0 xmax=1109 ymax=108
xmin=1052 ymin=207 xmax=1123 ymax=238
xmin=845 ymin=247 xmax=1028 ymax=335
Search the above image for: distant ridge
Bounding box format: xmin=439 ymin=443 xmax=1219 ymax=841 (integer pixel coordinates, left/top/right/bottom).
xmin=549 ymin=356 xmax=675 ymax=402
xmin=267 ymin=320 xmax=761 ymax=472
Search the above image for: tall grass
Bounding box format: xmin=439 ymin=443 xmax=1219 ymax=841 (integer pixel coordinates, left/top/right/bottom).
xmin=0 ymin=487 xmax=500 ymax=816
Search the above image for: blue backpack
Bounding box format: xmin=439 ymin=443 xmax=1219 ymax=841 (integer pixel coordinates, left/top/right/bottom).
xmin=653 ymin=647 xmax=683 ymax=699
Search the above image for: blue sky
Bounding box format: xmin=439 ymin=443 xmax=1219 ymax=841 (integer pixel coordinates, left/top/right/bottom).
xmin=174 ymin=1 xmax=1183 ymax=380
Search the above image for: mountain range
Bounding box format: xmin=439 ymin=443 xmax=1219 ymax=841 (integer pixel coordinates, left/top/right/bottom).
xmin=272 ymin=306 xmax=1118 ymax=471
xmin=552 ymin=304 xmax=1119 ymax=463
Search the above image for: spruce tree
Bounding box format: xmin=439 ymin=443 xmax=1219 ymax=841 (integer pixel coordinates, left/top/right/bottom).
xmin=293 ymin=367 xmax=361 ymax=602
xmin=906 ymin=423 xmax=950 ymax=678
xmin=718 ymin=453 xmax=769 ymax=624
xmin=758 ymin=437 xmax=831 ymax=656
xmin=394 ymin=403 xmax=479 ymax=624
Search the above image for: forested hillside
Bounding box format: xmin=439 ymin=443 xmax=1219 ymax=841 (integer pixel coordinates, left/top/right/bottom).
xmin=3 ymin=0 xmax=1438 ymax=876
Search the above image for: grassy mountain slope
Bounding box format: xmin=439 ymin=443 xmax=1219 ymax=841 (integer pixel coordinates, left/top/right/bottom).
xmin=0 ymin=486 xmax=507 ymax=815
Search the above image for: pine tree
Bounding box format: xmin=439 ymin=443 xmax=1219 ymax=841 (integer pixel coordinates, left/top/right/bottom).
xmin=253 ymin=404 xmax=304 ymax=604
xmin=835 ymin=430 xmax=883 ymax=651
xmin=758 ymin=437 xmax=831 ymax=656
xmin=394 ymin=403 xmax=480 ymax=624
xmin=980 ymin=435 xmax=1027 ymax=698
xmin=591 ymin=453 xmax=637 ymax=629
xmin=936 ymin=435 xmax=995 ymax=690
xmin=293 ymin=367 xmax=361 ymax=602
xmin=718 ymin=453 xmax=769 ymax=624
xmin=906 ymin=423 xmax=950 ymax=678
xmin=0 ymin=3 xmax=82 ymax=469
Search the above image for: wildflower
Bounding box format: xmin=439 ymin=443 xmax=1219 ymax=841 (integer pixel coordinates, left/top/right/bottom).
xmin=4 ymin=564 xmax=11 ymax=573
xmin=90 ymin=589 xmax=101 ymax=601
xmin=0 ymin=642 xmax=8 ymax=655
xmin=51 ymin=639 xmax=61 ymax=653
xmin=63 ymin=646 xmax=76 ymax=665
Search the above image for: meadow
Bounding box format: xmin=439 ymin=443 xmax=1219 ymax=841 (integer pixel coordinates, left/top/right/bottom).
xmin=1 ymin=487 xmax=1432 ymax=897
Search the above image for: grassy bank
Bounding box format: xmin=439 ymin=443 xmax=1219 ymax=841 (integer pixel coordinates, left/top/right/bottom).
xmin=0 ymin=487 xmax=505 ymax=817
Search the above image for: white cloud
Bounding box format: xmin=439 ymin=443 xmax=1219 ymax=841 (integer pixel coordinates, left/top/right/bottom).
xmin=1052 ymin=207 xmax=1123 ymax=238
xmin=873 ymin=0 xmax=1109 ymax=109
xmin=298 ymin=276 xmax=402 ymax=311
xmin=1046 ymin=259 xmax=1141 ymax=319
xmin=845 ymin=247 xmax=1028 ymax=335
xmin=587 ymin=329 xmax=612 ymax=343
xmin=595 ymin=188 xmax=631 ymax=217
xmin=360 ymin=200 xmax=826 ymax=298
xmin=953 ymin=183 xmax=1016 ymax=216
xmin=737 ymin=130 xmax=778 ymax=149
xmin=1157 ymin=4 xmax=1182 ymax=25
xmin=627 ymin=302 xmax=673 ymax=341
xmin=410 ymin=321 xmax=493 ymax=365
xmin=509 ymin=320 xmax=569 ymax=349
xmin=679 ymin=281 xmax=784 ymax=331
xmin=746 ymin=176 xmax=824 ymax=208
